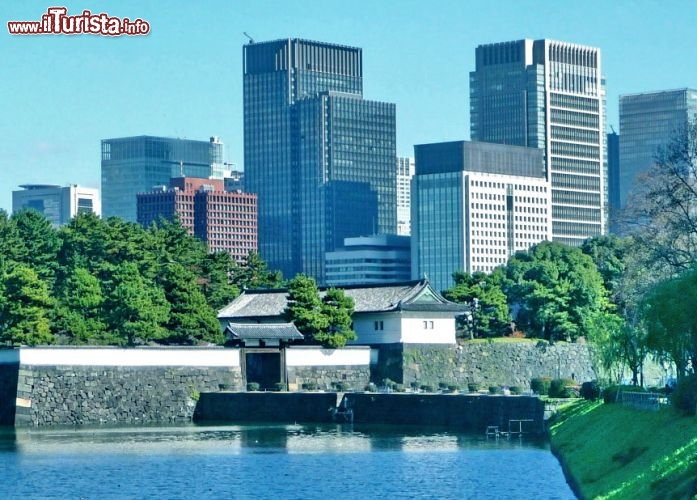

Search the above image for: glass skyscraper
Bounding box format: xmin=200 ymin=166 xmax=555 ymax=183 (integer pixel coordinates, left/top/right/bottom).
xmin=244 ymin=39 xmax=396 ymax=283
xmin=619 ymin=89 xmax=697 ymax=209
xmin=470 ymin=39 xmax=606 ymax=246
xmin=101 ymin=135 xmax=224 ymax=222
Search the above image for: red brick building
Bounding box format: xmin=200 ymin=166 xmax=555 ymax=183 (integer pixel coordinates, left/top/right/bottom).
xmin=137 ymin=177 xmax=257 ymax=261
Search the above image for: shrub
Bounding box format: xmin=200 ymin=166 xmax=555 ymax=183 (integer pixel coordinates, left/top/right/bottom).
xmin=382 ymin=378 xmax=395 ymax=389
xmin=447 ymin=384 xmax=460 ymax=393
xmin=333 ymin=381 xmax=350 ymax=392
xmin=410 ymin=381 xmax=420 ymax=391
xmin=273 ymin=382 xmax=286 ymax=392
xmin=549 ymin=378 xmax=577 ymax=398
xmin=488 ymin=385 xmax=500 ymax=395
xmin=394 ymin=383 xmax=406 ymax=393
xmin=468 ymin=382 xmax=482 ymax=393
xmin=438 ymin=382 xmax=449 ymax=390
xmin=364 ymin=382 xmax=378 ymax=392
xmin=420 ymin=384 xmax=434 ymax=393
xmin=509 ymin=386 xmax=523 ymax=395
xmin=672 ymin=374 xmax=697 ymax=415
xmin=247 ymin=382 xmax=260 ymax=392
xmin=530 ymin=377 xmax=552 ymax=395
xmin=580 ymin=380 xmax=601 ymax=400
xmin=301 ymin=382 xmax=319 ymax=391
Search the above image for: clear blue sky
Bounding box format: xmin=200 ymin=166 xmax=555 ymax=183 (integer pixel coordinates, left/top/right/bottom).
xmin=2 ymin=0 xmax=696 ymax=212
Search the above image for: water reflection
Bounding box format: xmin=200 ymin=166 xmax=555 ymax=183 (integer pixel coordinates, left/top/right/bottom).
xmin=0 ymin=424 xmax=576 ymax=499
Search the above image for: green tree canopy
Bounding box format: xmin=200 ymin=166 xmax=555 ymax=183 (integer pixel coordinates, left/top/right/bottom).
xmin=642 ymin=267 xmax=697 ymax=379
xmin=318 ymin=288 xmax=356 ymax=348
xmin=504 ymin=241 xmax=610 ymax=341
xmin=0 ymin=264 xmax=54 ymax=346
xmin=443 ymin=270 xmax=510 ymax=338
xmin=283 ymin=274 xmax=328 ymax=341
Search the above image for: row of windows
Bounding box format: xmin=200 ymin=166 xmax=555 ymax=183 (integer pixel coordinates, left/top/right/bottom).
xmin=551 ymin=142 xmax=600 ymax=159
xmin=472 ymin=181 xmax=547 ymax=192
xmin=550 ymin=108 xmax=599 ymax=128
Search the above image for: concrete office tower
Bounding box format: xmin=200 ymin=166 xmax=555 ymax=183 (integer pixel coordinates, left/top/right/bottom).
xmin=137 ymin=177 xmax=257 ymax=260
xmin=325 ymin=234 xmax=411 ymax=286
xmin=412 ymin=141 xmax=550 ymax=292
xmin=13 ymin=184 xmax=101 ymax=226
xmin=101 ymin=135 xmax=224 ymax=222
xmin=396 ymin=157 xmax=415 ymax=236
xmin=243 ymin=38 xmax=397 ymax=283
xmin=470 ymin=39 xmax=606 ymax=246
xmin=619 ymin=89 xmax=697 ymax=209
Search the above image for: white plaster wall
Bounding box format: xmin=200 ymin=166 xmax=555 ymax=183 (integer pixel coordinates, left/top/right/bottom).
xmin=400 ymin=317 xmax=456 ymax=344
xmin=286 ymin=347 xmax=371 ymax=367
xmin=0 ymin=348 xmax=240 ymax=367
xmin=352 ymin=314 xmax=402 ymax=344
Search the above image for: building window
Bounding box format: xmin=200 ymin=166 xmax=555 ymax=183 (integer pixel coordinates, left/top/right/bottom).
xmin=423 ymin=320 xmax=434 ymax=330
xmin=374 ymin=321 xmax=384 ymax=331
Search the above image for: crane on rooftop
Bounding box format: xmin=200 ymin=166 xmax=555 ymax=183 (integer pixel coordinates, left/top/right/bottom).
xmin=243 ymin=32 xmax=254 ymax=44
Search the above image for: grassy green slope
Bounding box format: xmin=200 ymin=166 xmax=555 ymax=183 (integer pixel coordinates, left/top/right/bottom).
xmin=550 ymin=401 xmax=697 ymax=499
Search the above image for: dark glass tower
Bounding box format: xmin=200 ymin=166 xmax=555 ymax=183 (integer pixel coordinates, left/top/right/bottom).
xmin=101 ymin=135 xmax=224 ymax=222
xmin=470 ymin=39 xmax=607 ymax=246
xmin=244 ymin=39 xmax=396 ymax=283
xmin=619 ymin=89 xmax=697 ymax=210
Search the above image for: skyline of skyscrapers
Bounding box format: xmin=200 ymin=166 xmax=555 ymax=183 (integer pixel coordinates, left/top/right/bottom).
xmin=243 ymin=38 xmax=396 ymax=283
xmin=101 ymin=135 xmax=225 ymax=222
xmin=470 ymin=39 xmax=607 ymax=246
xmin=618 ymin=88 xmax=697 ymax=211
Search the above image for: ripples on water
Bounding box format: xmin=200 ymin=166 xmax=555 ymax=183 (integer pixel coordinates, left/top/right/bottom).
xmin=0 ymin=424 xmax=576 ymax=499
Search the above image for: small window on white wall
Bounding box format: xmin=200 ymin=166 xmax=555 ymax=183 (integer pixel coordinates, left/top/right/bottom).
xmin=374 ymin=321 xmax=384 ymax=331
xmin=423 ymin=321 xmax=434 ymax=330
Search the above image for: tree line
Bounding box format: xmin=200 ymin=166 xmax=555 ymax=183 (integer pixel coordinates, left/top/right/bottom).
xmin=0 ymin=211 xmax=281 ymax=347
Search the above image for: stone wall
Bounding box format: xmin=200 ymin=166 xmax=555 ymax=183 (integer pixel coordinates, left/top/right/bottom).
xmin=343 ymin=393 xmax=546 ymax=434
xmin=14 ymin=365 xmax=242 ymax=426
xmin=195 ymin=392 xmax=339 ymax=423
xmin=286 ymin=365 xmax=371 ymax=391
xmin=383 ymin=341 xmax=598 ymax=389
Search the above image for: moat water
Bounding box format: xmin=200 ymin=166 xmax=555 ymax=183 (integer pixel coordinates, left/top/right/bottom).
xmin=0 ymin=424 xmax=575 ymax=499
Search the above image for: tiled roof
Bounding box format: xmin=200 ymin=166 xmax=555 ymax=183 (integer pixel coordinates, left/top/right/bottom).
xmin=218 ymin=279 xmax=466 ymax=320
xmin=224 ymin=322 xmax=304 ymax=340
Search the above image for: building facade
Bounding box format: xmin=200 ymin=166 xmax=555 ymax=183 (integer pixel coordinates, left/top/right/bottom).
xmin=412 ymin=141 xmax=550 ymax=292
xmin=243 ymin=38 xmax=396 ymax=283
xmin=396 ymin=157 xmax=415 ymax=236
xmin=619 ymin=89 xmax=697 ymax=210
xmin=470 ymin=39 xmax=606 ymax=246
xmin=325 ymin=234 xmax=411 ymax=286
xmin=137 ymin=177 xmax=257 ymax=260
xmin=607 ymin=131 xmax=620 ymax=233
xmin=12 ymin=184 xmax=101 ymax=226
xmin=101 ymin=135 xmax=224 ymax=222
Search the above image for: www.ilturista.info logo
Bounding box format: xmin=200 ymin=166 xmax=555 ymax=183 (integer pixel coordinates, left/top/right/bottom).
xmin=8 ymin=7 xmax=150 ymax=36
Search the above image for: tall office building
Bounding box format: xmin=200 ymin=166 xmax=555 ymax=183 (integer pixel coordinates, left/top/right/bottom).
xmin=137 ymin=177 xmax=257 ymax=260
xmin=412 ymin=141 xmax=550 ymax=292
xmin=619 ymin=89 xmax=697 ymax=209
xmin=13 ymin=184 xmax=101 ymax=226
xmin=607 ymin=131 xmax=620 ymax=233
xmin=244 ymin=38 xmax=396 ymax=283
xmin=396 ymin=157 xmax=415 ymax=236
xmin=101 ymin=135 xmax=224 ymax=222
xmin=470 ymin=39 xmax=606 ymax=246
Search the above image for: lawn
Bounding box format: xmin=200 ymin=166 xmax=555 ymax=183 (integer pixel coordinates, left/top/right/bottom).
xmin=550 ymin=400 xmax=697 ymax=499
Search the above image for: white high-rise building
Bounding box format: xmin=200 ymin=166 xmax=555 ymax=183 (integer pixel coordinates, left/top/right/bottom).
xmin=412 ymin=141 xmax=551 ymax=292
xmin=470 ymin=39 xmax=606 ymax=246
xmin=12 ymin=184 xmax=101 ymax=226
xmin=396 ymin=156 xmax=415 ymax=236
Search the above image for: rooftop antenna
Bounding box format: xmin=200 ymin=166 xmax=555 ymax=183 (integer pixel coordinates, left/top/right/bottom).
xmin=243 ymin=32 xmax=254 ymax=44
